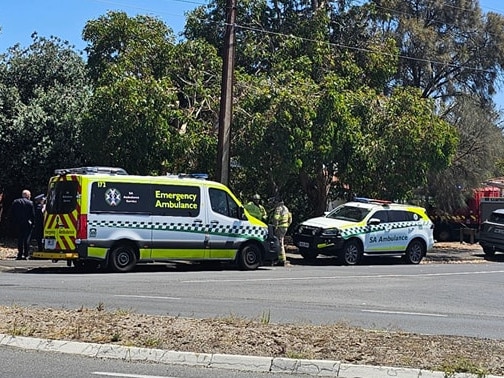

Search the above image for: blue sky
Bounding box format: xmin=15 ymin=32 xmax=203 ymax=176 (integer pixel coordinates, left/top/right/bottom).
xmin=1 ymin=0 xmax=504 ymax=108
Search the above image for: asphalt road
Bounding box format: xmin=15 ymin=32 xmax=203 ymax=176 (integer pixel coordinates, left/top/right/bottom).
xmin=1 ymin=247 xmax=503 ymax=340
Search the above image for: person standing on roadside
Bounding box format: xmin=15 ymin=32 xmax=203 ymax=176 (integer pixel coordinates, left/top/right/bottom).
xmin=272 ymin=198 xmax=292 ymax=266
xmin=33 ymin=194 xmax=46 ymax=252
xmin=11 ymin=189 xmax=35 ymax=260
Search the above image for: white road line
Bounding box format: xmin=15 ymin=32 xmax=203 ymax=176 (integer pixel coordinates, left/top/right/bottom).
xmin=362 ymin=309 xmax=447 ymax=317
xmin=93 ymin=373 xmax=175 ymax=378
xmin=182 ymin=269 xmax=504 ymax=283
xmin=114 ymin=295 xmax=181 ymax=300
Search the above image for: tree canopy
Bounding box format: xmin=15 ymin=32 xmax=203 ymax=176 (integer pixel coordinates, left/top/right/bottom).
xmin=0 ymin=34 xmax=89 ymax=199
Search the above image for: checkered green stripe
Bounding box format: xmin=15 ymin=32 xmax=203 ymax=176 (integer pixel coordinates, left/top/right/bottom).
xmin=340 ymin=221 xmax=428 ymax=238
xmin=88 ymin=220 xmax=267 ymax=239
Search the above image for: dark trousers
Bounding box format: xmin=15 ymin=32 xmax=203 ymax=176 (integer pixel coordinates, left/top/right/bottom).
xmin=17 ymin=226 xmax=32 ymax=258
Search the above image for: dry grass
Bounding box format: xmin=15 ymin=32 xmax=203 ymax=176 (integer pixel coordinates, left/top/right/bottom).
xmin=0 ymin=240 xmax=502 ymax=376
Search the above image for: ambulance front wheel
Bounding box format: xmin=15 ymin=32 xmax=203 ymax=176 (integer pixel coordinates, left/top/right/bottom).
xmin=109 ymin=245 xmax=137 ymax=273
xmin=237 ymin=244 xmax=261 ymax=270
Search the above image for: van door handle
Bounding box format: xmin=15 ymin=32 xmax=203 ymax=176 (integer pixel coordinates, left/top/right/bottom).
xmin=193 ymin=219 xmax=203 ymax=223
xmin=210 ymin=220 xmax=219 ymax=225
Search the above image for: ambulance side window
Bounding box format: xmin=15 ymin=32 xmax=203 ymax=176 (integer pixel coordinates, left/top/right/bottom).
xmin=372 ymin=210 xmax=389 ymax=223
xmin=389 ymin=210 xmax=415 ymax=222
xmin=209 ymin=188 xmax=239 ymax=218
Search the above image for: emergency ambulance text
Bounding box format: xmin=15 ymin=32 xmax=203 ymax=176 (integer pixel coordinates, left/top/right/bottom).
xmin=154 ymin=190 xmax=198 ymax=210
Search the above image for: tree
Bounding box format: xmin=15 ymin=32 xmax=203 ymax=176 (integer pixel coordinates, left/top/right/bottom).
xmin=368 ymin=0 xmax=504 ymax=209
xmin=0 ymin=34 xmax=89 ymax=199
xmin=188 ymin=0 xmax=460 ymax=216
xmin=81 ymin=12 xmax=222 ymax=175
xmin=371 ymin=0 xmax=504 ymax=103
xmin=428 ymin=96 xmax=504 ymax=211
xmin=345 ymin=87 xmax=458 ymax=201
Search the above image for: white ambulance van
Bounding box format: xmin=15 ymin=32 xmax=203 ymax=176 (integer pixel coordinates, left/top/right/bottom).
xmin=32 ymin=167 xmax=279 ymax=272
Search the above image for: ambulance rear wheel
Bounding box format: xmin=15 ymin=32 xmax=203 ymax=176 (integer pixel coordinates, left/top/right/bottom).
xmin=237 ymin=244 xmax=261 ymax=270
xmin=110 ymin=245 xmax=137 ymax=273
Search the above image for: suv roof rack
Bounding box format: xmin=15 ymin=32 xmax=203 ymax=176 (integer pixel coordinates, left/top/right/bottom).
xmin=353 ymin=197 xmax=392 ymax=205
xmin=54 ymin=167 xmax=128 ymax=175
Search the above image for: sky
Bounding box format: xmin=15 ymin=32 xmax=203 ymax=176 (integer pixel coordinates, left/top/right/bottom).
xmin=1 ymin=0 xmax=504 ymax=107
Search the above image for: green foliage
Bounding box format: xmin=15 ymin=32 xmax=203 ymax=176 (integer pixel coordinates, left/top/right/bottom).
xmin=0 ymin=34 xmax=89 ymax=198
xmin=232 ymin=70 xmax=319 ymax=208
xmin=84 ymin=11 xmax=175 ymax=84
xmin=81 ymin=12 xmax=222 ymax=175
xmin=440 ymin=357 xmax=488 ymax=378
xmin=345 ymin=87 xmax=458 ymax=201
xmin=373 ymin=0 xmax=504 ymax=102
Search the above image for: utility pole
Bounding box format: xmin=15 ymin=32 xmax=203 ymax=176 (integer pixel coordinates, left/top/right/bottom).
xmin=216 ymin=0 xmax=236 ymax=186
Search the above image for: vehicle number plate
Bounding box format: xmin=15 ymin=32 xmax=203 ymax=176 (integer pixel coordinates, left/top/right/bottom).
xmin=44 ymin=239 xmax=56 ymax=250
xmin=298 ymin=241 xmax=310 ymax=248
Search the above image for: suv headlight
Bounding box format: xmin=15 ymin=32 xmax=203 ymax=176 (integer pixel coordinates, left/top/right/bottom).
xmin=322 ymin=228 xmax=340 ymax=236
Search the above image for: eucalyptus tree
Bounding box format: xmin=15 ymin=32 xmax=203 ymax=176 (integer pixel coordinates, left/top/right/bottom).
xmin=367 ymin=0 xmax=504 ymax=210
xmin=369 ymin=0 xmax=504 ymax=102
xmin=428 ymin=97 xmax=504 ymax=212
xmin=0 ymin=34 xmax=89 ymax=198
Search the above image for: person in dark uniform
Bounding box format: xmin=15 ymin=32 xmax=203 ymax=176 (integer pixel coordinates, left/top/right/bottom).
xmin=33 ymin=193 xmax=46 ymax=252
xmin=11 ymin=189 xmax=35 ymax=260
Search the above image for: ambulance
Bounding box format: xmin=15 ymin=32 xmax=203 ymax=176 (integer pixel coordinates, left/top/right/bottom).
xmin=32 ymin=167 xmax=279 ymax=272
xmin=292 ymin=198 xmax=434 ymax=265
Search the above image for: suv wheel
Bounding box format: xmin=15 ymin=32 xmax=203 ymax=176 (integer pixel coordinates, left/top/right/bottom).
xmin=404 ymin=239 xmax=425 ymax=264
xmin=340 ymin=239 xmax=362 ymax=265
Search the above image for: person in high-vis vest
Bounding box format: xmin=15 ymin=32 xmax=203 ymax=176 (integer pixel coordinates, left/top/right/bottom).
xmin=273 ymin=198 xmax=292 ymax=266
xmin=244 ymin=194 xmax=267 ymax=222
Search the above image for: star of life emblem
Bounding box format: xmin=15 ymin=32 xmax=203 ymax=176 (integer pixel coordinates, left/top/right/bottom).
xmin=105 ymin=188 xmax=122 ymax=206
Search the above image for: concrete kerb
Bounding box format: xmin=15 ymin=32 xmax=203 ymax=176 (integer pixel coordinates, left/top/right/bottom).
xmin=0 ymin=333 xmax=501 ymax=378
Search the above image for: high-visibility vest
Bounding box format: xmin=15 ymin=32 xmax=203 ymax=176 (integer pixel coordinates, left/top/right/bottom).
xmin=244 ymin=202 xmax=267 ymax=221
xmin=273 ymin=204 xmax=291 ymax=228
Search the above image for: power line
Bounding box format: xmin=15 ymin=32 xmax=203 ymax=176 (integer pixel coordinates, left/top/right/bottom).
xmin=233 ymin=22 xmax=498 ymax=75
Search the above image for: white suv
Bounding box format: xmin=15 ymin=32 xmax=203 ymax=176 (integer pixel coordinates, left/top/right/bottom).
xmin=292 ymin=198 xmax=434 ymax=265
